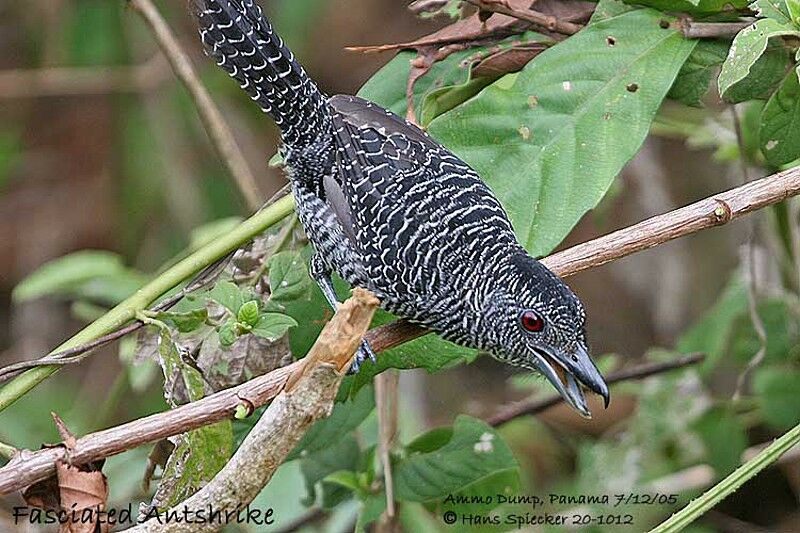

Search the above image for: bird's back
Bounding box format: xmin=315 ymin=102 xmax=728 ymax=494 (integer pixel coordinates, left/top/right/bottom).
xmin=326 ymin=96 xmax=520 ymax=323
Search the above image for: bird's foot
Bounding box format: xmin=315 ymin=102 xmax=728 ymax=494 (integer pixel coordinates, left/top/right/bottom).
xmin=347 ymin=339 xmax=377 ymax=375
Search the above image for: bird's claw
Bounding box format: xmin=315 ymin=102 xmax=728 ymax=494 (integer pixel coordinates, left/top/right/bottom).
xmin=347 ymin=339 xmax=377 ymax=374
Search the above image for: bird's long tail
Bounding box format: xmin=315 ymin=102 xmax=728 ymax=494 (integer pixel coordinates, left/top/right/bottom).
xmin=191 ymin=0 xmax=329 ymax=147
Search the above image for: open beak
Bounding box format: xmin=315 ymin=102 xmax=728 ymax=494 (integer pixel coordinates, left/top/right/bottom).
xmin=531 ymin=344 xmax=610 ymax=419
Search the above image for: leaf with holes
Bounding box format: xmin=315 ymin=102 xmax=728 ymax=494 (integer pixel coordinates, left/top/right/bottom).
xmin=428 ymin=8 xmax=696 ymax=256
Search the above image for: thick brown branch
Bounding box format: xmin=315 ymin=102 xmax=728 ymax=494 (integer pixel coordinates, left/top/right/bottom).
xmin=1 ymin=166 xmax=799 ymax=495
xmin=486 ymin=353 xmax=705 ymax=426
xmin=128 ymin=0 xmax=262 ymax=211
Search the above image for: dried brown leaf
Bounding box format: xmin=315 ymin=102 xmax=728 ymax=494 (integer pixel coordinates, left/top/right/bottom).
xmin=51 ymin=412 xmax=77 ymax=451
xmin=55 ymin=460 xmax=109 ymax=533
xmin=471 ymin=41 xmax=547 ymax=77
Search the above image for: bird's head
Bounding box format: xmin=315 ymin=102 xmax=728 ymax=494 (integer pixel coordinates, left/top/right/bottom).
xmin=484 ymin=252 xmax=609 ymax=418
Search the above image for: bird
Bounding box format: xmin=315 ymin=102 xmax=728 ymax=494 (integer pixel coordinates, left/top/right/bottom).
xmin=191 ymin=0 xmax=609 ymax=417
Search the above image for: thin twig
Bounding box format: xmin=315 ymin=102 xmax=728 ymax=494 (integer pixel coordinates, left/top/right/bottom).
xmin=128 ymin=0 xmax=262 ymax=211
xmin=731 ymin=106 xmax=767 ymax=400
xmin=486 ymin=353 xmax=705 ymax=426
xmin=375 ymin=370 xmax=399 ymax=528
xmin=463 ymin=0 xmax=583 ymax=35
xmin=0 ymin=55 xmax=169 ymax=99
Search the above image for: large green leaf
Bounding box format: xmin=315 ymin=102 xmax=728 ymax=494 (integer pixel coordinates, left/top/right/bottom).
xmin=718 ymin=18 xmax=799 ymax=98
xmin=759 ymin=70 xmax=800 ymax=166
xmin=393 ymin=416 xmax=519 ymax=502
xmin=428 ymin=9 xmax=696 ymax=255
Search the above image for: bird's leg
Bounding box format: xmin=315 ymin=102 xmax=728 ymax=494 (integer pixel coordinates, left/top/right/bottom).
xmin=309 ymin=254 xmax=377 ymax=373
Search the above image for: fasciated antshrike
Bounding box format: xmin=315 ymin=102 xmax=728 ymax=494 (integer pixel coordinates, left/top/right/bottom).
xmin=192 ymin=0 xmax=609 ymax=416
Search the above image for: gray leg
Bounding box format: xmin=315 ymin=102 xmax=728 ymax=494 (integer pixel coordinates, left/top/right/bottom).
xmin=309 ymin=254 xmax=376 ymax=373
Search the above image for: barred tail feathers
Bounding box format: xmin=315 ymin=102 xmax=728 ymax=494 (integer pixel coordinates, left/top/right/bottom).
xmin=192 ymin=0 xmax=328 ymax=147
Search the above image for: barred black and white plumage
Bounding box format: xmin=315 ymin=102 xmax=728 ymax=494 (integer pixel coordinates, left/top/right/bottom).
xmin=192 ymin=0 xmax=610 ymax=416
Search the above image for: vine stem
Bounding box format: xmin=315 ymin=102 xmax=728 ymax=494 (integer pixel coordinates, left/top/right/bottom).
xmin=649 ymin=421 xmax=800 ymax=532
xmin=0 ymin=194 xmax=295 ymax=412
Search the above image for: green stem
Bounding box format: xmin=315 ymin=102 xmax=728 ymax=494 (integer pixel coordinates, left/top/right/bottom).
xmin=649 ymin=421 xmax=800 ymax=532
xmin=0 ymin=195 xmax=295 ymax=413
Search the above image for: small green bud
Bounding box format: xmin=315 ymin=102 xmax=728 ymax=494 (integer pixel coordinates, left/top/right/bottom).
xmin=237 ymin=300 xmax=260 ymax=327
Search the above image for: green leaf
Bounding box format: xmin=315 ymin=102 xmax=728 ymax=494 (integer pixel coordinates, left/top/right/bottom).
xmin=751 ymin=0 xmax=793 ymax=24
xmin=788 ymin=0 xmax=800 ymax=24
xmin=678 ymin=277 xmax=747 ymax=372
xmin=754 ymin=366 xmax=800 ymax=430
xmin=355 ymin=493 xmax=387 ymax=532
xmin=418 ymin=31 xmax=550 ymax=127
xmin=324 ymin=470 xmax=361 ymax=492
xmin=623 ymin=0 xmax=749 ymax=14
xmin=267 ymin=250 xmax=313 ymax=305
xmin=693 ymin=407 xmax=748 ymax=474
xmin=668 ymin=40 xmax=729 ymax=107
xmin=359 ymin=34 xmax=547 ymax=125
xmin=13 ymin=250 xmax=145 ymax=304
xmin=440 ymin=468 xmax=521 ymax=515
xmin=300 ymin=434 xmax=360 ymax=508
xmin=154 ymin=309 xmax=209 ymax=333
xmin=348 ymin=329 xmax=479 ymax=394
xmin=251 ymin=313 xmax=298 ymax=341
xmin=723 ymin=46 xmax=789 ymax=103
xmin=288 ymin=385 xmax=375 ymax=460
xmin=204 ymin=280 xmax=246 ymax=314
xmin=428 ymin=8 xmax=697 ymax=256
xmin=237 ymin=300 xmax=260 ymax=327
xmin=591 ymin=0 xmax=636 ymax=22
xmin=153 ymin=420 xmax=234 ymax=509
xmin=149 ymin=324 xmax=235 ymax=508
xmin=718 ymin=18 xmax=799 ymax=98
xmin=393 ymin=416 xmax=519 ymax=502
xmin=218 ymin=320 xmax=238 ymax=347
xmin=759 ymin=70 xmax=800 ymax=166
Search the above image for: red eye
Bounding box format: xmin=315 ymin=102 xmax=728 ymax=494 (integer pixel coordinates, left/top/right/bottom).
xmin=520 ymin=311 xmax=544 ymax=332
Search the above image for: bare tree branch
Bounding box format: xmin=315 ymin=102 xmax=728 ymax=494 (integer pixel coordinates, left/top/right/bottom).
xmin=128 ymin=0 xmax=263 ymax=211
xmin=1 ymin=166 xmax=799 ymax=495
